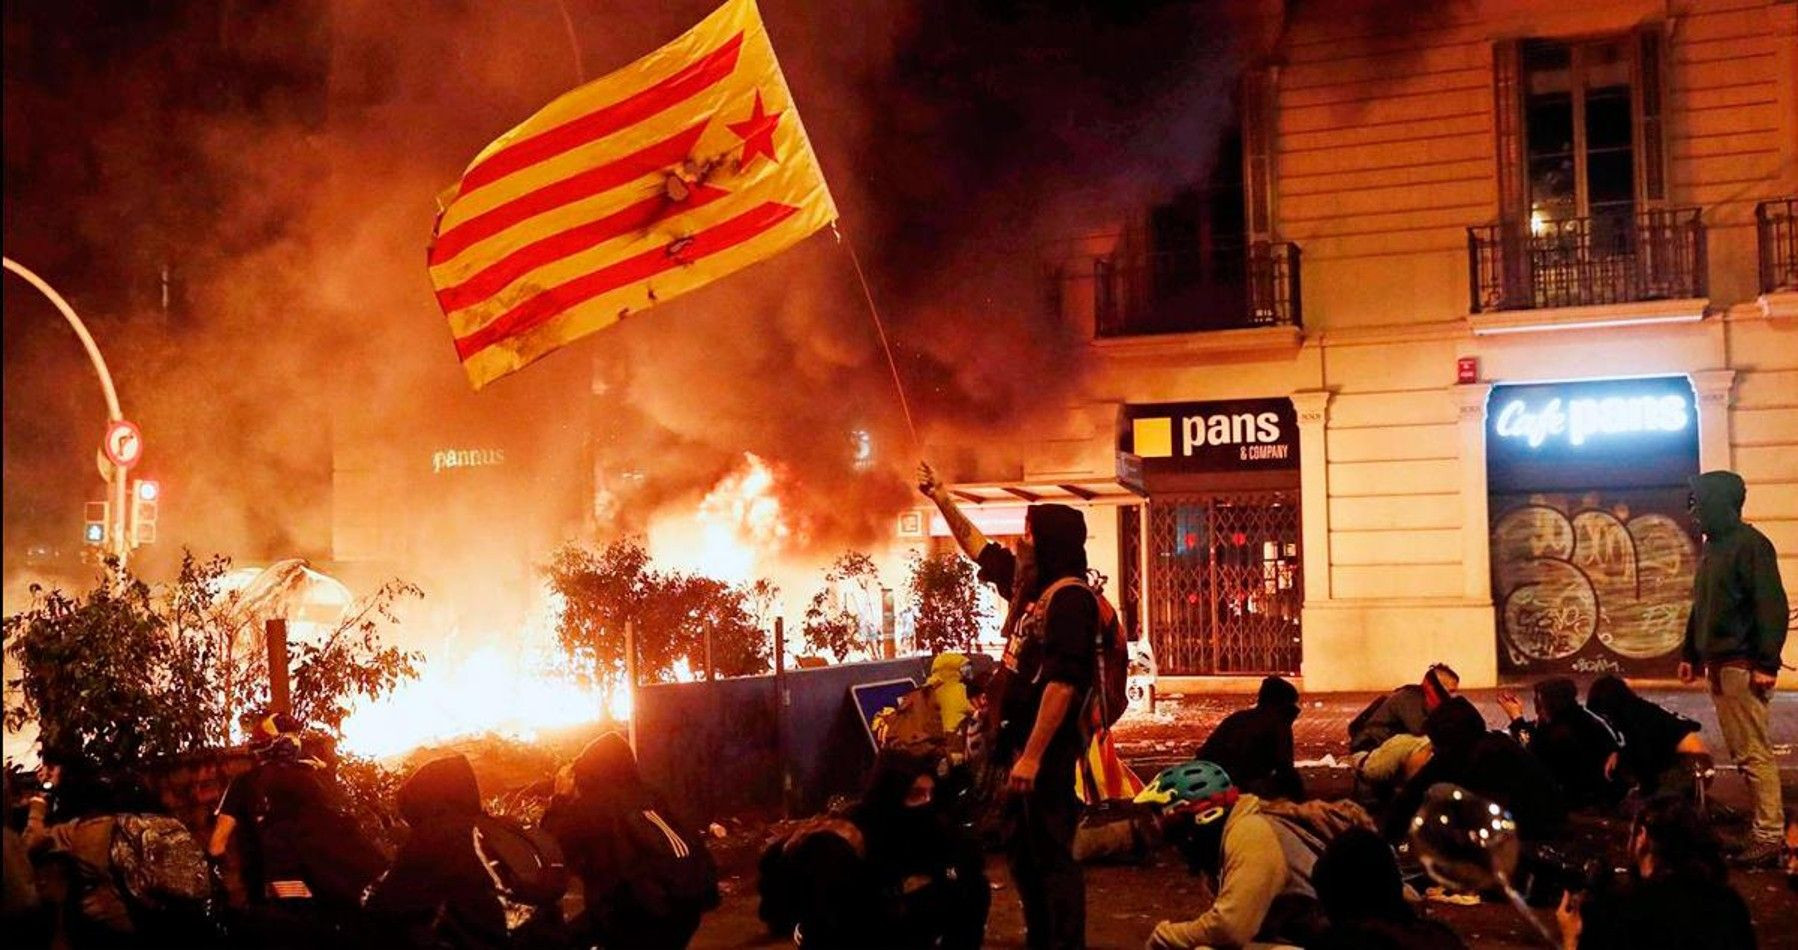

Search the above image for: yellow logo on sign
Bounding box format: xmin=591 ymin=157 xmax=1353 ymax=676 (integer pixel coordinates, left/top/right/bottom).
xmin=1133 ymin=417 xmax=1173 ymax=458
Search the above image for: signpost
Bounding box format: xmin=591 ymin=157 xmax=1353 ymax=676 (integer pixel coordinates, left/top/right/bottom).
xmin=4 ymin=256 xmax=137 ymax=568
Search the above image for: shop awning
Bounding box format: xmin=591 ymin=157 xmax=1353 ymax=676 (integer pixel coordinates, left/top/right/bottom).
xmin=942 ymin=477 xmax=1144 ymax=506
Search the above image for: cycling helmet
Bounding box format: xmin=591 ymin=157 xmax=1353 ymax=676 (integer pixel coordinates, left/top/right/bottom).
xmin=1135 ymin=759 xmax=1238 ymax=826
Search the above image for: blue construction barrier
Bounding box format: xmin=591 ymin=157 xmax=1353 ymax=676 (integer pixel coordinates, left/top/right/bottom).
xmin=632 ymin=656 xmax=931 ymax=823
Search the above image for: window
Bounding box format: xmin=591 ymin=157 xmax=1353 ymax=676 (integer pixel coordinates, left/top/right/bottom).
xmin=1523 ymin=38 xmax=1637 ymax=236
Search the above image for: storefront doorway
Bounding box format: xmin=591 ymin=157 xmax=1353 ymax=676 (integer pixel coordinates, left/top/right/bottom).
xmin=1146 ymin=490 xmax=1302 ymax=674
xmin=1485 ymin=376 xmax=1701 ymax=678
xmin=1120 ymin=397 xmax=1304 ymax=676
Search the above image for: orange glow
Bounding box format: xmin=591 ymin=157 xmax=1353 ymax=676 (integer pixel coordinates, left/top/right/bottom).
xmin=339 ymin=590 xmax=613 ymax=759
xmin=649 ymin=452 xmax=792 ymax=583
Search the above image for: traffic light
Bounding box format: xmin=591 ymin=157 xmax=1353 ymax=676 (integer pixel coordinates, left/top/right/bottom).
xmin=129 ymin=479 xmax=159 ymax=546
xmin=83 ymin=501 xmax=109 ymax=546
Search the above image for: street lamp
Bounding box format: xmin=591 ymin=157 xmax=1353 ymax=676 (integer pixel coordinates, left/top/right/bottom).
xmin=3 ymin=256 xmax=134 ymax=566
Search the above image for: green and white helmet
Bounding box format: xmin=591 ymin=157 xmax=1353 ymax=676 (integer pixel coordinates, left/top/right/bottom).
xmin=1135 ymin=759 xmax=1239 ymax=825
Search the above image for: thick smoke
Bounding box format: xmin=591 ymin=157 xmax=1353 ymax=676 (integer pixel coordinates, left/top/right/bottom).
xmin=4 ymin=1 xmax=1292 ymax=621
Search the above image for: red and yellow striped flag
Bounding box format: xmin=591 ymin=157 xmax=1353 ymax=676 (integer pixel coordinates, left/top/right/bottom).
xmin=430 ymin=0 xmax=838 ymax=389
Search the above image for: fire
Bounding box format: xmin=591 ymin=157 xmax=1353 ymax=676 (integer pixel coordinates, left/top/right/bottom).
xmin=649 ymin=452 xmax=793 ymax=583
xmin=338 ymin=591 xmax=620 ymax=759
xmin=337 ymin=454 xmax=798 ymax=760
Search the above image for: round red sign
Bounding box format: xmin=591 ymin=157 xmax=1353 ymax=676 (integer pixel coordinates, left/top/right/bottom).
xmin=103 ymin=419 xmax=143 ymax=469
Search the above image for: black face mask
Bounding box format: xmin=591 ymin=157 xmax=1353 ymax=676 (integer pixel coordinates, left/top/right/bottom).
xmin=1012 ymin=541 xmax=1037 ymax=603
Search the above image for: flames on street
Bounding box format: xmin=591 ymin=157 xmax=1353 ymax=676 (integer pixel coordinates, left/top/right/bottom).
xmin=338 ymin=452 xmax=810 ymax=760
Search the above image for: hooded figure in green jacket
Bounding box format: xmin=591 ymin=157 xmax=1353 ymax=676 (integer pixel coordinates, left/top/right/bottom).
xmin=1679 ymin=470 xmax=1789 ymax=865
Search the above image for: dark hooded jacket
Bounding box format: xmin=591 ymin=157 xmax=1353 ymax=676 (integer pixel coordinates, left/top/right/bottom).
xmin=1507 ymin=677 xmax=1624 ymax=809
xmin=844 ymin=751 xmax=989 ymax=950
xmin=1682 ymin=471 xmax=1789 ymax=674
xmin=256 ymin=761 xmax=387 ymax=912
xmin=1385 ymin=697 xmax=1565 ymax=842
xmin=364 ymin=755 xmax=507 ymax=949
xmin=1586 ymin=676 xmax=1702 ymax=794
xmin=1197 ymin=677 xmax=1306 ymax=801
xmin=974 ymin=504 xmax=1098 ymax=761
xmin=542 ymin=732 xmax=715 ymax=946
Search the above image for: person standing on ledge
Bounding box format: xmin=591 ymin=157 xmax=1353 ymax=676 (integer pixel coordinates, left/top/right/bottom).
xmin=1680 ymin=470 xmax=1789 ymax=868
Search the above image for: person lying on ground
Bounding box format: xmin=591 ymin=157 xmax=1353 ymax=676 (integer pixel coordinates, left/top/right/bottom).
xmin=1348 ymin=664 xmax=1459 ymax=794
xmin=1139 ymin=759 xmax=1378 ymax=950
xmin=362 ymin=754 xmax=504 ymax=949
xmin=1196 ymin=675 xmax=1306 ymax=802
xmin=1383 ymin=696 xmax=1566 ymax=844
xmin=1311 ymin=827 xmax=1466 ymax=950
xmin=542 ymin=732 xmax=719 ymax=950
xmin=1584 ymin=675 xmax=1710 ymax=800
xmin=1556 ymin=795 xmax=1756 ymax=950
xmin=1499 ymin=678 xmax=1625 ymax=810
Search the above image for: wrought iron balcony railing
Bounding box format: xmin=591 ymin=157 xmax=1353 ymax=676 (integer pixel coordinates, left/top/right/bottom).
xmin=1757 ymin=198 xmax=1798 ymax=295
xmin=1468 ymin=207 xmax=1707 ymax=313
xmin=1075 ymin=241 xmax=1302 ymax=338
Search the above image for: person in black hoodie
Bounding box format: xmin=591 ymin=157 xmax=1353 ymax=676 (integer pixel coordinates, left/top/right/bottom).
xmin=847 ymin=750 xmax=990 ymax=950
xmin=918 ymin=464 xmax=1096 ymax=950
xmin=1557 ymin=795 xmax=1756 ymax=949
xmin=363 ymin=755 xmax=507 ymax=949
xmin=1584 ymin=676 xmax=1710 ymax=799
xmin=1499 ymin=678 xmax=1625 ymax=810
xmin=542 ymin=732 xmax=717 ymax=949
xmin=1384 ymin=696 xmax=1565 ymax=843
xmin=1196 ymin=676 xmax=1306 ymax=801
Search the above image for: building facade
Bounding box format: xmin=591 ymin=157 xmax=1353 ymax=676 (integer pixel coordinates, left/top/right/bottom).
xmin=909 ymin=0 xmax=1798 ymax=690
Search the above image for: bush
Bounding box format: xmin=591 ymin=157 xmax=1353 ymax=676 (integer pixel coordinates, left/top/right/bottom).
xmin=547 ymin=539 xmax=771 ymax=684
xmin=801 ymin=552 xmax=882 ymax=662
xmin=3 ymin=553 xmax=420 ymax=775
xmin=906 ymin=550 xmax=987 ymax=655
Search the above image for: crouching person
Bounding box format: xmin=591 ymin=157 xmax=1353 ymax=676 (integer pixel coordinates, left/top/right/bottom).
xmin=1138 ymin=760 xmax=1375 ymax=950
xmin=542 ymin=733 xmax=719 ymax=949
xmin=364 ymin=755 xmax=508 ymax=949
xmin=850 ymin=750 xmax=990 ymax=950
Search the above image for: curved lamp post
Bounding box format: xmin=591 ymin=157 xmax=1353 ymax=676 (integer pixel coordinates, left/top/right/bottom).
xmin=3 ymin=255 xmax=132 ymax=564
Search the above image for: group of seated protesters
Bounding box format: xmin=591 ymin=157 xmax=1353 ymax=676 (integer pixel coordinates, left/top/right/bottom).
xmin=1131 ymin=664 xmax=1768 ymax=950
xmin=11 ymin=666 xmax=1772 ymax=950
xmin=7 ymin=717 xmax=722 ymax=950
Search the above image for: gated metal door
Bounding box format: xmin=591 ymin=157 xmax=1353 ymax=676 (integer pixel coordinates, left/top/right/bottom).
xmin=1146 ymin=491 xmax=1302 ymax=674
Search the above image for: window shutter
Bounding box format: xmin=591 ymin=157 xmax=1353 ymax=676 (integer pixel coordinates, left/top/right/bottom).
xmin=1491 ymin=39 xmax=1527 ymax=225
xmin=1241 ymin=66 xmax=1279 ymax=243
xmin=1634 ymin=26 xmax=1668 ymax=206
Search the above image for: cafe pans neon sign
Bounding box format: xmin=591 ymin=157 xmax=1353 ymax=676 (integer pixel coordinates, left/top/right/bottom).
xmin=1493 ymin=393 xmax=1688 ymax=448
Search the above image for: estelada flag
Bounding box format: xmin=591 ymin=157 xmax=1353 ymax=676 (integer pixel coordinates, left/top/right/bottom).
xmin=1074 ymin=729 xmax=1147 ymax=805
xmin=429 ymin=0 xmax=838 ymax=389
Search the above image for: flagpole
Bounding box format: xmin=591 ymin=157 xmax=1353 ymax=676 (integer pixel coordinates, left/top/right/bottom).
xmin=552 ymin=0 xmax=587 ymax=83
xmin=833 ymin=224 xmax=920 ymax=450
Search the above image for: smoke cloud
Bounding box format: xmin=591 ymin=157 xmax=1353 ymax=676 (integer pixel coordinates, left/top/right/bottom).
xmin=4 ymin=0 xmax=1299 ymax=627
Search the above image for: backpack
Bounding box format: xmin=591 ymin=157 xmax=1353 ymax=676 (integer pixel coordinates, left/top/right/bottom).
xmin=109 ymin=814 xmax=210 ymax=913
xmin=617 ymin=807 xmax=720 ymax=919
xmin=472 ymin=814 xmax=569 ymax=907
xmin=872 ymin=685 xmax=947 ymax=758
xmin=1029 ymin=577 xmax=1131 ymax=733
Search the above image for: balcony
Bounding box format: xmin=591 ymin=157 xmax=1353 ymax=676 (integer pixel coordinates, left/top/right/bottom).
xmin=1468 ymin=208 xmax=1707 ymax=313
xmin=1757 ymin=198 xmax=1798 ymax=295
xmin=1075 ymin=241 xmax=1302 ymax=338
